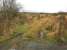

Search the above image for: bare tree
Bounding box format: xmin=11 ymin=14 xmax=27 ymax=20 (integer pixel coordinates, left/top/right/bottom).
xmin=0 ymin=0 xmax=19 ymax=37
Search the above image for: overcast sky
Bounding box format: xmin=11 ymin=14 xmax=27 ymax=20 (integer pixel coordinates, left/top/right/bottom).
xmin=17 ymin=0 xmax=67 ymax=13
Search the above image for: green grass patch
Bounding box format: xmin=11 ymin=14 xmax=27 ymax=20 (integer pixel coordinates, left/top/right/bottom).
xmin=16 ymin=24 xmax=29 ymax=33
